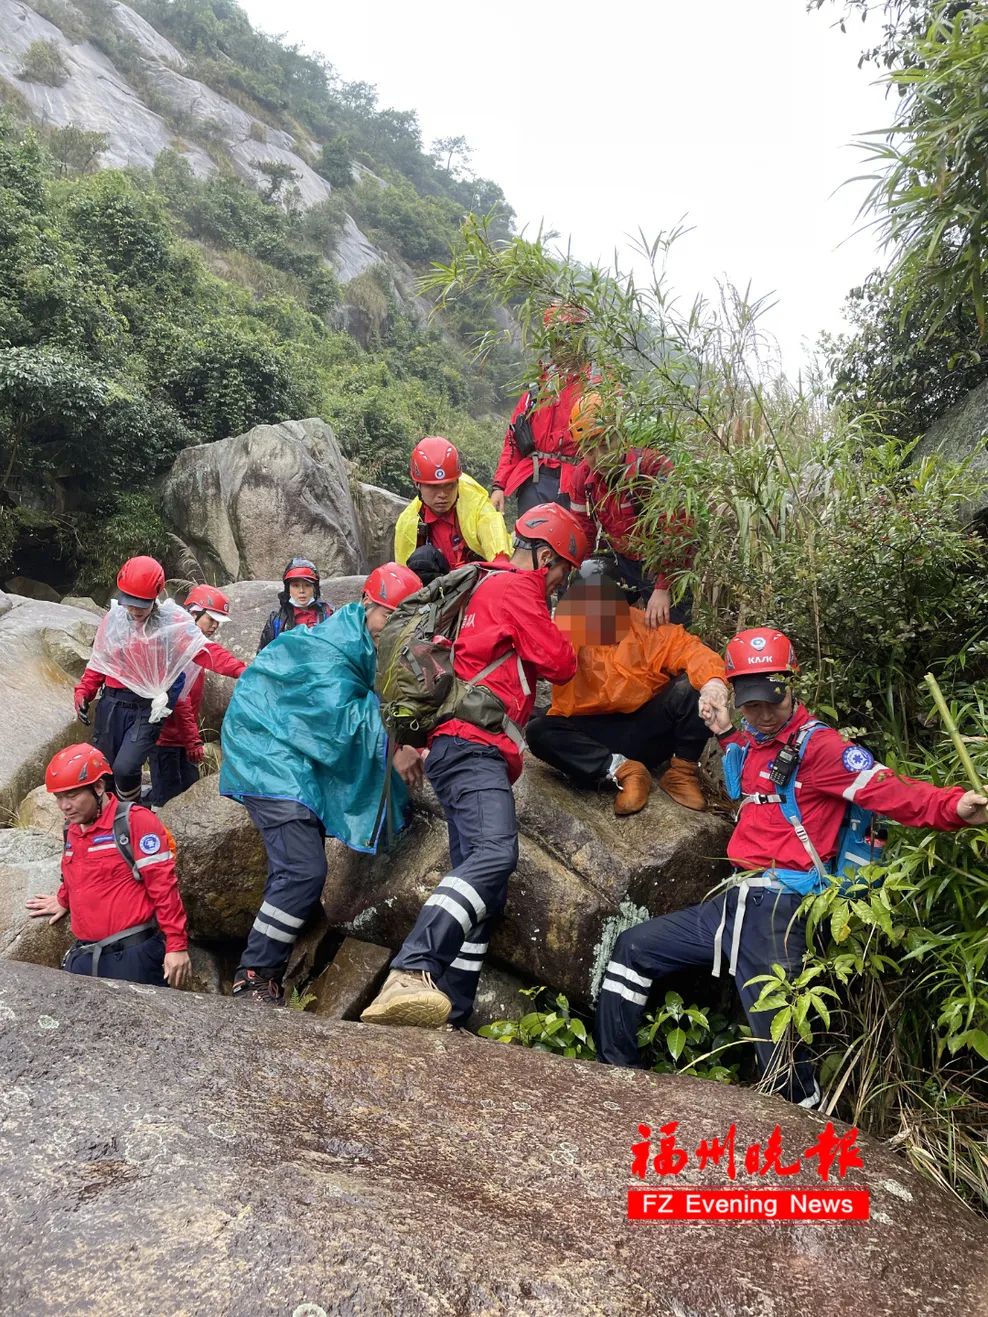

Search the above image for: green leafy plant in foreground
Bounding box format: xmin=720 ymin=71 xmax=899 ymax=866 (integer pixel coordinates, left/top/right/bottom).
xmin=638 ymin=991 xmax=752 ymax=1084
xmin=479 ymin=987 xmax=595 ymax=1059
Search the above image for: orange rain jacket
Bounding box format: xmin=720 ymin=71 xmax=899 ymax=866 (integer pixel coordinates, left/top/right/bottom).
xmin=549 ymin=611 xmax=726 ymax=718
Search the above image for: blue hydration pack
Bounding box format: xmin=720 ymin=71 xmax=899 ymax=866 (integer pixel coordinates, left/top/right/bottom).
xmin=723 ymin=721 xmax=884 ymax=896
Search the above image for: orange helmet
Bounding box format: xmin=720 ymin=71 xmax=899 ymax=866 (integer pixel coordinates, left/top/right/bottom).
xmin=570 ymin=391 xmax=605 ymax=446
xmin=116 ymin=555 xmax=165 ymax=608
xmin=410 ymin=436 xmax=461 ymax=485
xmin=515 ymin=503 xmax=590 ymax=567
xmin=544 ymin=302 xmax=589 ymax=327
xmin=184 ymin=585 xmax=231 ymax=622
xmin=725 ymin=628 xmax=799 ymax=705
xmin=363 ymin=562 xmax=423 ymax=610
xmin=45 ymin=744 xmax=113 ymax=795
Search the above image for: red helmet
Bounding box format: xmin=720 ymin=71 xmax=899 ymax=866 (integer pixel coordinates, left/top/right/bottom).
xmin=184 ymin=585 xmax=231 ymax=621
xmin=544 ymin=302 xmax=589 ymax=327
xmin=725 ymin=628 xmax=799 ymax=705
xmin=45 ymin=744 xmax=113 ymax=795
xmin=283 ymin=558 xmax=319 ymax=585
xmin=410 ymin=436 xmax=461 ymax=485
xmin=116 ymin=555 xmax=165 ymax=608
xmin=514 ymin=503 xmax=590 ymax=567
xmin=363 ymin=562 xmax=423 ymax=610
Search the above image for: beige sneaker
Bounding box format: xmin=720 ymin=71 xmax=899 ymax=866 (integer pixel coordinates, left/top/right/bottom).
xmin=360 ymin=970 xmax=452 ymax=1028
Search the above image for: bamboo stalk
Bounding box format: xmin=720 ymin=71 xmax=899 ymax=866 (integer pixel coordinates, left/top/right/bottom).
xmin=924 ymin=673 xmax=987 ymax=793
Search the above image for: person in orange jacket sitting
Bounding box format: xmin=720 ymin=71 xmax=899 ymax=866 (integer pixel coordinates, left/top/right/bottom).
xmin=526 ymin=567 xmax=729 ymax=812
xmin=490 ymin=303 xmax=597 ymax=517
xmin=149 ymin=585 xmax=247 ymax=807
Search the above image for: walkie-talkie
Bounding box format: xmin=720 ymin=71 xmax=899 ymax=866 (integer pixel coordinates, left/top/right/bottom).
xmin=768 ymin=737 xmax=801 ymax=787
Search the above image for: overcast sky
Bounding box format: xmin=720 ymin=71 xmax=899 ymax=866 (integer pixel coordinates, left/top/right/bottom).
xmin=240 ymin=0 xmax=894 ymax=376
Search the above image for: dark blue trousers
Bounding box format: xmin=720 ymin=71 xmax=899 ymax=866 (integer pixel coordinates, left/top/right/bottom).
xmin=594 ymin=887 xmax=817 ymax=1102
xmin=613 ymin=552 xmax=693 ymax=626
xmin=237 ymin=797 xmax=328 ymax=980
xmin=148 ymin=746 xmax=199 ymax=807
xmin=392 ymin=736 xmax=519 ymax=1024
xmin=516 ymin=463 xmax=571 ymax=515
xmin=93 ymin=688 xmax=161 ymax=800
xmin=63 ymin=931 xmax=166 ymax=986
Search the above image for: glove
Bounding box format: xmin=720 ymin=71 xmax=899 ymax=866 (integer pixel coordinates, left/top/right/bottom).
xmin=698 ymin=679 xmax=732 ymax=735
xmin=75 ymin=695 xmax=90 ymax=726
xmin=187 ymin=743 xmax=205 ymax=765
xmin=148 ymin=692 xmax=170 ymax=725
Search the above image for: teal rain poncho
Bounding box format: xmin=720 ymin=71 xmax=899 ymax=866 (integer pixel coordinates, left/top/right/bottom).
xmin=219 ymin=602 xmax=408 ymax=853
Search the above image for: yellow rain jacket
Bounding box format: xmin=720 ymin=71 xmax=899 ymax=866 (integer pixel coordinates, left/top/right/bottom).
xmin=393 ymin=474 xmax=513 ymax=566
xmin=550 ymin=611 xmax=726 ymax=717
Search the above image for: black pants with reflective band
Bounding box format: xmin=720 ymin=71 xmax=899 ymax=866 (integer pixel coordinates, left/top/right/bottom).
xmin=93 ymin=687 xmax=161 ymax=798
xmin=237 ymin=797 xmax=328 ymax=980
xmin=594 ymin=887 xmax=817 ymax=1103
xmin=63 ymin=931 xmax=166 ymax=986
xmin=148 ymin=745 xmax=199 ymax=807
xmin=392 ymin=735 xmax=519 ymax=1025
xmin=526 ymin=675 xmax=709 ymax=785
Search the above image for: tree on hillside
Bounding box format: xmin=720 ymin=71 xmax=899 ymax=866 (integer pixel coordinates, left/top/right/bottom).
xmin=431 ymin=135 xmax=472 ymax=178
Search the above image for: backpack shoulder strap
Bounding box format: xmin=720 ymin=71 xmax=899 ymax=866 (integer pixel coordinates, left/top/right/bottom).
xmin=776 ymin=722 xmax=830 ymax=880
xmin=112 ymin=798 xmax=141 ymax=882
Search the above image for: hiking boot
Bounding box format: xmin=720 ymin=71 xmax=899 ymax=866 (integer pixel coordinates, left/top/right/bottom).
xmin=360 ymin=970 xmax=452 ymax=1028
xmin=613 ymin=759 xmax=652 ymax=816
xmin=232 ymin=969 xmax=285 ymax=1007
xmin=658 ymin=756 xmax=706 ymax=811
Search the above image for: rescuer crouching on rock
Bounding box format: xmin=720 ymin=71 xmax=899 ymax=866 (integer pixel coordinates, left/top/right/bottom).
xmin=26 ymin=744 xmax=191 ymax=987
xmin=594 ymin=628 xmax=988 ymax=1104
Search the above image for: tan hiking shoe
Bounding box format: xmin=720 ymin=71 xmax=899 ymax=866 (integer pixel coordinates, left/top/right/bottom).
xmin=613 ymin=759 xmax=652 ymax=816
xmin=658 ymin=756 xmax=706 ymax=811
xmin=360 ymin=970 xmax=452 ymax=1028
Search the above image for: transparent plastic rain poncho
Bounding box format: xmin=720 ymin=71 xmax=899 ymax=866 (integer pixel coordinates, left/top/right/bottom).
xmin=90 ymin=600 xmax=208 ymax=722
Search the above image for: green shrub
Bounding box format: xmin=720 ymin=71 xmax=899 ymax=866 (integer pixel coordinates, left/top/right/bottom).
xmin=46 ymin=123 xmax=108 ymax=175
xmin=638 ymin=991 xmax=751 ymax=1083
xmin=479 ymin=987 xmax=596 ymax=1059
xmin=18 ymin=40 xmax=70 ymax=88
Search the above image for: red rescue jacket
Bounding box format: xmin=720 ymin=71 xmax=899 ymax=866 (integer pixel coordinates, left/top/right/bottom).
xmin=721 ymin=702 xmax=966 ymax=874
xmin=56 ymin=795 xmax=188 ymax=952
xmin=156 ymin=641 xmax=246 ymax=751
xmin=430 ymin=564 xmax=577 ymax=782
xmin=493 ymin=370 xmax=590 ymax=500
xmin=570 ymin=448 xmax=693 ymax=591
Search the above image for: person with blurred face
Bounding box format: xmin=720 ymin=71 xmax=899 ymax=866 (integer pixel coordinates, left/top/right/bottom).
xmin=395 ymin=436 xmax=512 ymax=586
xmin=362 ymin=505 xmax=587 ymax=1032
xmin=595 ymin=627 xmax=988 ymax=1105
xmin=490 ymin=303 xmax=598 ymax=518
xmin=27 ymin=744 xmax=190 ymax=988
xmin=221 ymin=563 xmax=423 ymax=1007
xmin=527 ymin=569 xmax=728 ymax=814
xmin=148 ymin=587 xmax=247 ymax=807
xmin=257 ymin=558 xmax=332 ymax=652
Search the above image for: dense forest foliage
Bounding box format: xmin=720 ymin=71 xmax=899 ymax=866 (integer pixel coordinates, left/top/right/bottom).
xmin=0 ymin=0 xmax=518 ymax=592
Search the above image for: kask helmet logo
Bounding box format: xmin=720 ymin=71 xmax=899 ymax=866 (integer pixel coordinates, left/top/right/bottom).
xmin=435 ymin=467 xmax=445 ymax=480
xmin=750 ymin=636 xmax=767 ymax=650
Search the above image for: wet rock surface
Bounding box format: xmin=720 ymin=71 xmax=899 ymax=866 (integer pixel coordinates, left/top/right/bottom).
xmin=0 ymin=596 xmax=99 ymax=820
xmin=0 ymin=960 xmax=985 ymax=1316
xmin=914 ymin=377 xmax=988 ymax=524
xmin=306 ymin=935 xmax=391 ymax=1018
xmin=0 ymin=829 xmax=72 ymax=968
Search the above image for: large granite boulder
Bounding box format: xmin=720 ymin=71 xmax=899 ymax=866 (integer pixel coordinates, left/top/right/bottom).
xmin=0 ymin=829 xmax=73 ymax=968
xmin=161 ymin=418 xmax=401 ymax=585
xmin=196 ymin=575 xmax=364 ymax=734
xmin=913 ymin=377 xmax=988 ymax=523
xmin=158 ymin=766 xmax=730 ymax=1005
xmin=158 ymin=776 xmax=268 ymax=940
xmin=0 ymin=960 xmax=984 ymax=1316
xmin=350 ymin=476 xmax=407 ymax=568
xmin=0 ymin=596 xmax=99 ymax=820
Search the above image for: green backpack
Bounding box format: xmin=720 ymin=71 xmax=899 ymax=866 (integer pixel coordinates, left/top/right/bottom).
xmin=375 ymin=563 xmax=528 ymax=749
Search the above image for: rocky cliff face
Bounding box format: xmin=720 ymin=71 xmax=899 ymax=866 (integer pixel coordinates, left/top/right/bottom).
xmin=0 ymin=0 xmax=384 ymax=281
